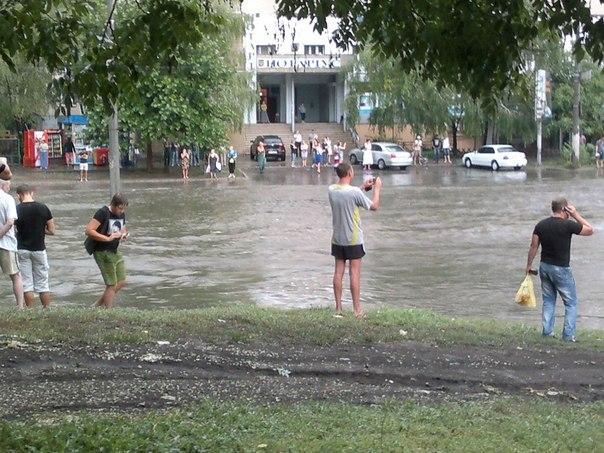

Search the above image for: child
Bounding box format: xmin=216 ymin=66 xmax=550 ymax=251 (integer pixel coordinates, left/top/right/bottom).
xmin=180 ymin=147 xmax=190 ymax=180
xmin=79 ymin=148 xmax=89 ymax=182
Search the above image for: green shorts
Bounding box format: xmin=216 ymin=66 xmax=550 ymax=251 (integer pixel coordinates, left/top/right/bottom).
xmin=93 ymin=250 xmax=126 ymax=286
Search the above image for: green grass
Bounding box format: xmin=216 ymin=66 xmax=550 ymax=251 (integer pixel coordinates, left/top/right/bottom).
xmin=0 ymin=306 xmax=601 ymax=349
xmin=1 ymin=399 xmax=602 ymax=452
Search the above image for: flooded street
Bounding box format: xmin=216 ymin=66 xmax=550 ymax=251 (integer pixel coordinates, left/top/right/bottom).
xmin=5 ymin=161 xmax=603 ymax=329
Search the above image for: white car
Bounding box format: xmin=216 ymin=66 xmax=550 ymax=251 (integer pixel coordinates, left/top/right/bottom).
xmin=349 ymin=142 xmax=413 ymax=170
xmin=462 ymin=144 xmax=527 ymax=171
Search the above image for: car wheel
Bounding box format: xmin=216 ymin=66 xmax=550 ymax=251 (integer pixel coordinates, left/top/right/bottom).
xmin=377 ymin=159 xmax=386 ymax=170
xmin=350 ymin=154 xmax=358 ymax=165
xmin=491 ymin=160 xmax=500 ymax=171
xmin=464 ymin=158 xmax=472 ymax=168
xmin=399 ymin=166 xmax=407 ymax=170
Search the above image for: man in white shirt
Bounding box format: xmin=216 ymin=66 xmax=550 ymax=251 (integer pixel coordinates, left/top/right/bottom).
xmin=442 ymin=135 xmax=451 ymax=164
xmin=0 ymin=179 xmax=25 ymax=308
xmin=293 ymin=131 xmax=302 ymax=167
xmin=328 ymin=162 xmax=382 ymax=318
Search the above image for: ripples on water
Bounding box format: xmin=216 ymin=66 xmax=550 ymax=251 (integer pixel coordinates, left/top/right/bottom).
xmin=4 ymin=165 xmax=602 ymax=329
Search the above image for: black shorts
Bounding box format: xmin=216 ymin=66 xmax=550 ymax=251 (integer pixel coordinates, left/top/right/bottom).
xmin=331 ymin=244 xmax=365 ymax=261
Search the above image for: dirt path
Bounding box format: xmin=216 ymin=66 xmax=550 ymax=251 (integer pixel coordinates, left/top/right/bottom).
xmin=1 ymin=339 xmax=601 ymax=418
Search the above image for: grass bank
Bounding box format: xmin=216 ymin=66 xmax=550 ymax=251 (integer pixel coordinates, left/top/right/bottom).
xmin=0 ymin=306 xmax=601 ymax=349
xmin=1 ymin=399 xmax=602 ymax=451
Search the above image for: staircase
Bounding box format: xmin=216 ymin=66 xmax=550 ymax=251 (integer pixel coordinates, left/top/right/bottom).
xmin=233 ymin=123 xmax=356 ymax=155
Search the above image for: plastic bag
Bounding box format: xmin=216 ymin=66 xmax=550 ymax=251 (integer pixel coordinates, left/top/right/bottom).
xmin=515 ymin=275 xmax=537 ymax=308
xmin=205 ymin=164 xmax=210 ymax=174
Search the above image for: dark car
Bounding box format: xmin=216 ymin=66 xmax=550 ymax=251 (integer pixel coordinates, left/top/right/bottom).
xmin=250 ymin=135 xmax=286 ymax=161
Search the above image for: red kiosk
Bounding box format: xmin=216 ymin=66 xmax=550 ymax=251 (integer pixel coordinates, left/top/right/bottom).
xmin=23 ymin=130 xmax=62 ymax=168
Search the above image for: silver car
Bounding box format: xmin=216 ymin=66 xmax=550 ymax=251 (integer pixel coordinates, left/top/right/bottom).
xmin=349 ymin=141 xmax=413 ymax=170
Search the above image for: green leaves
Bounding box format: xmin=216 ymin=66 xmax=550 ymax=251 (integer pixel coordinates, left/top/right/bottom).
xmin=85 ymin=8 xmax=254 ymax=149
xmin=277 ymin=0 xmax=603 ymax=100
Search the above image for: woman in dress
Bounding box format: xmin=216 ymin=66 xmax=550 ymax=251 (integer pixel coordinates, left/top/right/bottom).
xmin=362 ymin=138 xmax=373 ymax=170
xmin=180 ymin=147 xmax=190 ymax=180
xmin=208 ymin=148 xmax=219 ymax=179
xmin=313 ymin=137 xmax=322 ymax=174
xmin=301 ymin=141 xmax=309 ymax=168
xmin=256 ymin=140 xmax=266 ymax=174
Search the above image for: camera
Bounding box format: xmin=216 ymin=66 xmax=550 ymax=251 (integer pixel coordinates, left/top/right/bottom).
xmin=364 ymin=177 xmax=377 ymax=191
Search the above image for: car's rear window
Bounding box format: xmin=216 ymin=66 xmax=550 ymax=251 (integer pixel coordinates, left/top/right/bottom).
xmin=384 ymin=145 xmax=406 ymax=153
xmin=498 ymin=146 xmax=517 ymax=153
xmin=264 ymin=138 xmax=282 ymax=144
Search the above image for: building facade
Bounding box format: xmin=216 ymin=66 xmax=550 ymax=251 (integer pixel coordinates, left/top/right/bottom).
xmin=240 ymin=0 xmax=353 ymax=128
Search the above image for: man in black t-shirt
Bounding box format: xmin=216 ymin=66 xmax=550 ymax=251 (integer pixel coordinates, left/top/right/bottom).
xmin=525 ymin=198 xmax=593 ymax=342
xmin=15 ymin=185 xmax=55 ymax=308
xmin=85 ymin=193 xmax=129 ymax=308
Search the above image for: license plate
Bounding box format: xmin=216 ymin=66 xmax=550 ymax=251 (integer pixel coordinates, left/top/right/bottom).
xmin=268 ymin=150 xmax=277 ymax=154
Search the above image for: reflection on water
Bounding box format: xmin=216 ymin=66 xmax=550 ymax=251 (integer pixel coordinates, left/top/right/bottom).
xmin=4 ymin=164 xmax=602 ymax=329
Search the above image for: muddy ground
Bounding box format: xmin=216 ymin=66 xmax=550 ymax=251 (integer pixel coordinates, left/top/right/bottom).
xmin=0 ymin=338 xmax=601 ymax=419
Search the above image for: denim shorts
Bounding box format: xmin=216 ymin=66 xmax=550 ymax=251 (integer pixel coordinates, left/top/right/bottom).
xmin=18 ymin=249 xmax=49 ymax=293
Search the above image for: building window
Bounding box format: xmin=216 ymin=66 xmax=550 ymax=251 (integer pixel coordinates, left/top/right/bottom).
xmin=304 ymin=45 xmax=325 ymax=55
xmin=257 ymin=45 xmax=277 ymax=55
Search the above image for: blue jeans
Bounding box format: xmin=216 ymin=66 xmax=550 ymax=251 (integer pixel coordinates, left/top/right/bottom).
xmin=539 ymin=262 xmax=578 ymax=340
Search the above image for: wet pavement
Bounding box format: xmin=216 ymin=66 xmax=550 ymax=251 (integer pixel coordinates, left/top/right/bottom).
xmin=3 ymin=159 xmax=603 ymax=329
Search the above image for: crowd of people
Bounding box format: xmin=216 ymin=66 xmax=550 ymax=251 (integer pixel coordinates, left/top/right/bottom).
xmin=162 ymin=141 xmax=240 ymax=180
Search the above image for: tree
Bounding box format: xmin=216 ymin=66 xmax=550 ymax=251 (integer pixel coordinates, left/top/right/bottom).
xmin=0 ymin=56 xmax=51 ymax=132
xmin=343 ymin=48 xmax=533 ymax=152
xmin=0 ymin=0 xmax=233 ymax=112
xmin=277 ymin=0 xmax=604 ymax=100
xmin=84 ymin=7 xmax=255 ymax=169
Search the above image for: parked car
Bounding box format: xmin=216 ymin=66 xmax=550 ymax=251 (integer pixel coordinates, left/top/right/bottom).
xmin=462 ymin=144 xmax=527 ymax=171
xmin=250 ymin=135 xmax=286 ymax=161
xmin=348 ymin=142 xmax=413 ymax=170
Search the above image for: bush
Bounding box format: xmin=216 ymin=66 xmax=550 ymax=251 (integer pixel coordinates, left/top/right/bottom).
xmin=560 ymin=142 xmax=595 ymax=167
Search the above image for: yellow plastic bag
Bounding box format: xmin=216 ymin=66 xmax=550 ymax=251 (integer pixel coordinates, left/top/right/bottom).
xmin=515 ymin=275 xmax=537 ymax=308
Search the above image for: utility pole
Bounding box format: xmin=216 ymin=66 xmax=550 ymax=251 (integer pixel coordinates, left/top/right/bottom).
xmin=107 ymin=0 xmax=121 ymax=195
xmin=571 ymin=70 xmax=581 ymax=166
xmin=535 ymin=69 xmax=546 ymax=166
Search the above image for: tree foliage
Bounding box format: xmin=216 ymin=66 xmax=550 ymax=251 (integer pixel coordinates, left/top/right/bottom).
xmin=0 ymin=0 xmax=235 ymax=112
xmin=344 ymin=48 xmax=536 ymax=150
xmin=84 ymin=6 xmax=254 ymax=150
xmin=0 ymin=56 xmax=51 ymax=131
xmin=277 ymin=0 xmax=604 ymax=100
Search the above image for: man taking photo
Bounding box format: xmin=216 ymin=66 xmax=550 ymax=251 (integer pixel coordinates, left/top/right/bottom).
xmin=525 ymin=198 xmax=593 ymax=342
xmin=328 ymin=162 xmax=381 ymax=318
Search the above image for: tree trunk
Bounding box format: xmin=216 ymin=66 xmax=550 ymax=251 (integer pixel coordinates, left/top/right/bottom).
xmin=451 ymin=121 xmax=458 ymax=154
xmin=146 ymin=140 xmax=153 ymax=172
xmin=486 ymin=121 xmax=494 ymax=144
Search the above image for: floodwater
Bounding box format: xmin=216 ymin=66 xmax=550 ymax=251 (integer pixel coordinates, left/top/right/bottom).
xmin=4 ymin=161 xmax=603 ymax=329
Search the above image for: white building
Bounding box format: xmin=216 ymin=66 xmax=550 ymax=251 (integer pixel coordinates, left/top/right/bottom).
xmin=240 ymin=0 xmax=353 ymax=127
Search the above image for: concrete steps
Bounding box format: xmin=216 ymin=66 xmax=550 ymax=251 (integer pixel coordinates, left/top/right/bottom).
xmin=233 ymin=123 xmax=355 ymax=155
